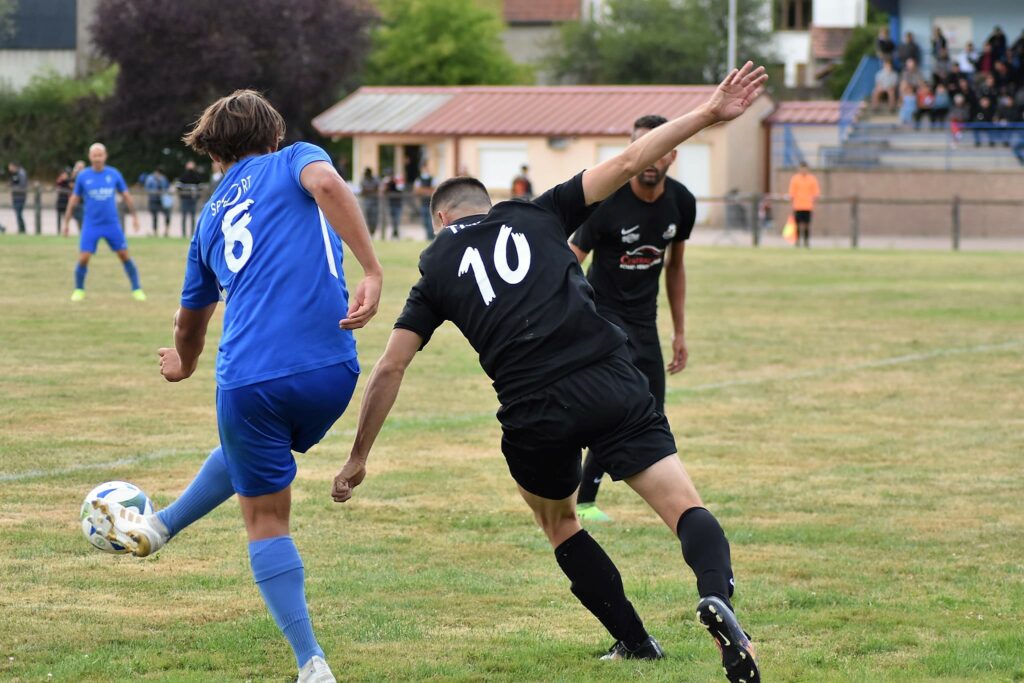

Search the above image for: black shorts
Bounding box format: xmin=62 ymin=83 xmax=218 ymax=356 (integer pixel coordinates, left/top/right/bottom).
xmin=794 ymin=210 xmax=812 ymax=223
xmin=598 ymin=307 xmax=665 ymax=413
xmin=497 ymin=347 xmax=677 ymax=500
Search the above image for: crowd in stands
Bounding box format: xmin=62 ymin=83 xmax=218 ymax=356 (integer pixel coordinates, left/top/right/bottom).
xmin=870 ymin=24 xmax=1024 ymax=149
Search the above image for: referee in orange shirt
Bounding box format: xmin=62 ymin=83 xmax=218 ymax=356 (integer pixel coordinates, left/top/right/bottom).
xmin=787 ymin=161 xmax=820 ymax=248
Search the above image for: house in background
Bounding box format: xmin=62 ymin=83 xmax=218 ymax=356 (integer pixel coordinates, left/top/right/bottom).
xmin=313 ymin=85 xmax=773 ymax=224
xmin=0 ymin=0 xmax=99 ymax=91
xmin=501 ymin=0 xmax=603 ymax=84
xmin=770 ymin=0 xmax=868 ymax=91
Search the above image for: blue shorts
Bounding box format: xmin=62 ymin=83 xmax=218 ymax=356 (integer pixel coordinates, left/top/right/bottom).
xmin=216 ymin=359 xmax=360 ymax=497
xmin=80 ymin=224 xmax=128 ymax=253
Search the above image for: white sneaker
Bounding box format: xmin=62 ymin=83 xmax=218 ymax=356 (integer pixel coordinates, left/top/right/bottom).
xmin=90 ymin=499 xmax=169 ymax=557
xmin=298 ymin=656 xmax=336 ymax=683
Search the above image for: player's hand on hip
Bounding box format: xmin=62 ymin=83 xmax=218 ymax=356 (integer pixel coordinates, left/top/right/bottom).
xmin=706 ymin=61 xmax=768 ymax=123
xmin=667 ymin=334 xmax=688 ymax=374
xmin=340 ymin=273 xmax=382 ymax=330
xmin=157 ymin=347 xmax=189 ymax=382
xmin=332 ymin=456 xmax=367 ymax=503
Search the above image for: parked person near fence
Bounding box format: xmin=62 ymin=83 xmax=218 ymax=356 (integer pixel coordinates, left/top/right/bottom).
xmin=382 ymin=168 xmax=402 ymax=239
xmin=175 ymin=160 xmax=202 ymax=238
xmin=413 ymin=161 xmax=435 ymax=241
xmin=787 ymin=161 xmax=819 ymax=249
xmin=510 ymin=164 xmax=533 ymax=199
xmin=8 ymin=162 xmax=28 ymax=234
xmin=872 ymin=60 xmax=899 ymax=112
xmin=144 ymin=167 xmax=171 ymax=236
xmin=358 ymin=167 xmax=379 ymax=237
xmin=56 ymin=167 xmax=73 ymax=235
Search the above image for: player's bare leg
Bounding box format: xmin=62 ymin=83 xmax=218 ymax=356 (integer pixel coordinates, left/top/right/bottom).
xmin=626 ymin=456 xmax=760 ymax=683
xmin=517 ymin=485 xmax=664 ymax=661
xmin=239 ymin=487 xmax=336 ymax=683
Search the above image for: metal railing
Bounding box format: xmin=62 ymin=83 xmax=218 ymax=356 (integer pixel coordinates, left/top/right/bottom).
xmin=839 ymin=55 xmax=879 ymax=140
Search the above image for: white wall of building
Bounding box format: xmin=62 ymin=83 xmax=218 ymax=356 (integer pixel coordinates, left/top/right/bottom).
xmin=813 ymin=0 xmax=865 ymax=28
xmin=772 ymin=31 xmax=812 ymax=87
xmin=0 ymin=50 xmax=76 ymax=91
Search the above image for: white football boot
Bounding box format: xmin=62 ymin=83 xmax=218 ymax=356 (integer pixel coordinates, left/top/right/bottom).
xmin=297 ymin=656 xmax=337 ymax=683
xmin=90 ymin=498 xmax=169 ymax=557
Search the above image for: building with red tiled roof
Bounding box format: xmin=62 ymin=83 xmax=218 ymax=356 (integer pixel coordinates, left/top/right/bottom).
xmin=314 ymin=84 xmax=774 ymax=218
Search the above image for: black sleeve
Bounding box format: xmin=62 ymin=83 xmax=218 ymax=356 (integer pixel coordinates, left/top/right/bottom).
xmin=675 ymin=186 xmax=697 ymax=242
xmin=569 ymin=217 xmax=597 ymax=252
xmin=533 ymin=172 xmax=596 ymax=237
xmin=393 ymin=276 xmax=445 ymax=349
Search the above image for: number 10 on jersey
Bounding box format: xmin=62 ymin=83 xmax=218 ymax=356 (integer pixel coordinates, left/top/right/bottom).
xmin=458 ymin=225 xmax=531 ymax=305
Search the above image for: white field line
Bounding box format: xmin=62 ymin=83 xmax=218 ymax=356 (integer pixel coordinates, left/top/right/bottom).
xmin=1 ymin=339 xmax=1020 ymax=484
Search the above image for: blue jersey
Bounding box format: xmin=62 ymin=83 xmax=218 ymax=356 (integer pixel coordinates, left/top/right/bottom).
xmin=180 ymin=142 xmax=356 ymax=390
xmin=74 ymin=166 xmax=127 ymax=229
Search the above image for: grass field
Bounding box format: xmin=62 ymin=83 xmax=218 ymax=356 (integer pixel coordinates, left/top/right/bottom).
xmin=1 ymin=236 xmax=1022 ymax=682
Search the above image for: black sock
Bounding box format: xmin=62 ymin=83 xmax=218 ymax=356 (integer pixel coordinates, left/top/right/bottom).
xmin=577 ymin=450 xmax=604 ymax=505
xmin=554 ymin=529 xmax=648 ymax=648
xmin=677 ymin=507 xmax=735 ymax=607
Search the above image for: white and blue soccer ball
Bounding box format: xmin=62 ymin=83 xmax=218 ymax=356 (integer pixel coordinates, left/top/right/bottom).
xmin=80 ymin=480 xmax=155 ymax=553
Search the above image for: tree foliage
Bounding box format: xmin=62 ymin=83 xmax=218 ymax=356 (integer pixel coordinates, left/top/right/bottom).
xmin=366 ymin=0 xmax=529 ymax=85
xmin=91 ymin=0 xmax=375 ymax=167
xmin=0 ymin=67 xmax=116 ymax=176
xmin=0 ymin=0 xmax=13 ymax=42
xmin=547 ymin=0 xmax=773 ymax=85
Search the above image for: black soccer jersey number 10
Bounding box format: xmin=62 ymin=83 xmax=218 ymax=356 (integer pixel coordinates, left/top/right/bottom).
xmin=457 ymin=225 xmax=532 ymax=306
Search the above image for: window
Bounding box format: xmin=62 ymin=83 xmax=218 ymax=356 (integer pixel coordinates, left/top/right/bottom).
xmin=477 ymin=143 xmax=529 ymax=192
xmin=774 ymin=0 xmax=812 ymax=30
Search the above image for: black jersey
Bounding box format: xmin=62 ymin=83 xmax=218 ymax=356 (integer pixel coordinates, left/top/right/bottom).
xmin=394 ymin=173 xmax=627 ymax=404
xmin=571 ymin=178 xmax=695 ymax=322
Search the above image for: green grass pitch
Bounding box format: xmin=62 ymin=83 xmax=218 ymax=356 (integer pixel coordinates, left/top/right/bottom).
xmin=0 ymin=236 xmax=1022 ymax=681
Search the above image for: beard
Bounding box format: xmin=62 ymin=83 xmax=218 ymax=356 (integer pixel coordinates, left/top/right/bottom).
xmin=637 ymin=165 xmax=667 ymax=187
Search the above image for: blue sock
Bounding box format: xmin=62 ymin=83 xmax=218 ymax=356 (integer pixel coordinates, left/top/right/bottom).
xmin=156 ymin=447 xmax=235 ymax=538
xmin=74 ymin=264 xmax=86 ymax=289
xmin=122 ymin=258 xmax=141 ymax=290
xmin=249 ymin=536 xmax=324 ymax=668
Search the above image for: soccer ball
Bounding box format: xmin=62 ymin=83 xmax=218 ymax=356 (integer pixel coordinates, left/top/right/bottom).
xmin=80 ymin=481 xmax=155 ymax=553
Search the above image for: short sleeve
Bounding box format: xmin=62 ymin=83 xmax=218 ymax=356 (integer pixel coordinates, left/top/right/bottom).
xmin=180 ymin=233 xmax=221 ymax=310
xmin=393 ymin=276 xmax=445 ymax=350
xmin=73 ymin=173 xmax=84 ymax=197
xmin=570 ymin=220 xmax=596 ymax=253
xmin=675 ymin=187 xmax=697 ymax=242
xmin=288 ymin=142 xmax=333 ymax=195
xmin=114 ymin=171 xmax=127 ymax=193
xmin=532 ymin=172 xmax=596 ymax=237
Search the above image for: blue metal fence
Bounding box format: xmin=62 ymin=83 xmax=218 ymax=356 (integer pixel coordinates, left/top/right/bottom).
xmin=839 ymin=55 xmax=881 ymax=140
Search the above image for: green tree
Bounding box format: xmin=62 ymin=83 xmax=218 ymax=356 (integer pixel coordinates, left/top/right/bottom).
xmin=827 ymin=7 xmax=888 ymax=99
xmin=547 ymin=0 xmax=773 ymax=85
xmin=0 ymin=0 xmax=13 ymax=42
xmin=366 ymin=0 xmax=529 ymax=85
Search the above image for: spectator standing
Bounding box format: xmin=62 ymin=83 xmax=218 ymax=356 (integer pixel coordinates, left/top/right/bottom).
xmin=358 ymin=167 xmax=380 ymax=237
xmin=787 ymin=161 xmax=820 ymax=248
xmin=957 ymin=42 xmax=978 ymax=75
xmin=987 ymin=26 xmax=1008 ymax=61
xmin=175 ymin=160 xmax=202 ymax=238
xmin=8 ymin=162 xmax=28 ymax=234
xmin=897 ymin=32 xmax=922 ymax=68
xmin=932 ymin=26 xmax=948 ymax=58
xmin=413 ymin=162 xmax=435 ymax=241
xmin=876 ymin=27 xmax=895 ymax=62
xmin=144 ymin=167 xmax=171 ymax=236
xmin=56 ymin=167 xmax=73 ymax=235
xmin=872 ymin=60 xmax=899 ymax=111
xmin=510 ymin=164 xmax=533 ymax=199
xmin=382 ymin=168 xmax=402 ymax=239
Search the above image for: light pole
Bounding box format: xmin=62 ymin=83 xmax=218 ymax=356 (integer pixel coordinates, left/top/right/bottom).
xmin=727 ymin=0 xmax=737 ymax=71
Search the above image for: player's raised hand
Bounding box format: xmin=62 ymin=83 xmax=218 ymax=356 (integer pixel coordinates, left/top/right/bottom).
xmin=157 ymin=347 xmax=190 ymax=382
xmin=706 ymin=61 xmax=768 ymax=123
xmin=340 ymin=273 xmax=382 ymax=330
xmin=331 ymin=456 xmax=366 ymax=503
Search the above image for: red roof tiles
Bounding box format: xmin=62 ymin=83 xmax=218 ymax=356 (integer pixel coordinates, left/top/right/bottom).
xmin=766 ymin=100 xmax=856 ymax=125
xmin=504 ymin=0 xmax=580 ymax=24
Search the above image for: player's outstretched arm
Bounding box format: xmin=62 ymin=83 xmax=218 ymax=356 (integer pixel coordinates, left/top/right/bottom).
xmin=332 ymin=328 xmax=422 ymax=503
xmin=157 ymin=303 xmax=217 ymax=382
xmin=581 ymin=61 xmax=767 ymax=206
xmin=300 ymin=161 xmax=383 ymax=330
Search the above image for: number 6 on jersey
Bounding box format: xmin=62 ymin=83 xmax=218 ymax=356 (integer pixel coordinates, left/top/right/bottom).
xmin=458 ymin=225 xmax=532 ymax=305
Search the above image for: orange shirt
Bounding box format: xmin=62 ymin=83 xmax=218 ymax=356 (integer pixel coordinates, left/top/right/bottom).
xmin=789 ymin=173 xmax=821 ymax=211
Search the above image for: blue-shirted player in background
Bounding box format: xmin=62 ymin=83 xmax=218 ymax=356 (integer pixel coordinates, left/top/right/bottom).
xmin=88 ymin=90 xmax=383 ymax=683
xmin=62 ymin=142 xmax=145 ymax=302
